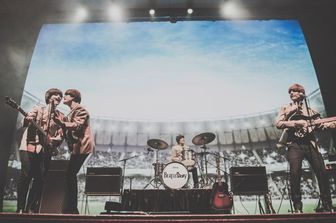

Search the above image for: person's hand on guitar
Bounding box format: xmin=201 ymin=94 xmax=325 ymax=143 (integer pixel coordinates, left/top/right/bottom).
xmin=293 ymin=120 xmax=308 ymax=129
xmin=23 ymin=115 xmax=36 ymax=126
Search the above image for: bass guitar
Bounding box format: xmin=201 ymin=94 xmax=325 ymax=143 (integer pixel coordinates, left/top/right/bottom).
xmin=210 ymin=153 xmax=233 ymax=212
xmin=5 ymin=96 xmax=60 ymax=156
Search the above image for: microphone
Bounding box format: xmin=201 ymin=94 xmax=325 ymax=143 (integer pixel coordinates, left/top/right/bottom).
xmin=300 ymin=93 xmax=306 ymax=98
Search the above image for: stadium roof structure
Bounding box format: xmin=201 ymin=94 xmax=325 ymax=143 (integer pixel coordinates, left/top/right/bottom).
xmin=21 ymin=89 xmax=325 ymax=149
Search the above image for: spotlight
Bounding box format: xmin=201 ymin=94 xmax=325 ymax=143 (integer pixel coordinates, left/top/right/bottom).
xmin=74 ymin=7 xmax=88 ymax=22
xmin=149 ymin=9 xmax=155 ymax=16
xmin=220 ymin=1 xmax=249 ymax=19
xmin=107 ymin=5 xmax=123 ymax=21
xmin=187 ymin=8 xmax=193 ymax=15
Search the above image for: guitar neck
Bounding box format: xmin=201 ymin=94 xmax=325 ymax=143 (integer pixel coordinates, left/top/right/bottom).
xmin=313 ymin=116 xmax=336 ymax=125
xmin=18 ymin=106 xmax=47 ymax=137
xmin=5 ymin=97 xmax=48 ymax=138
xmin=216 ymin=156 xmax=221 ymax=184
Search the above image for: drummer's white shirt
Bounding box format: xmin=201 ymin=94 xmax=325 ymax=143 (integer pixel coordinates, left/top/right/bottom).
xmin=171 ymin=144 xmax=190 ymax=162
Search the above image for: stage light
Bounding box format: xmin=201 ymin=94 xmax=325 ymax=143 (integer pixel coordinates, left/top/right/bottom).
xmin=220 ymin=1 xmax=249 ymax=19
xmin=107 ymin=5 xmax=124 ymax=22
xmin=187 ymin=8 xmax=193 ymax=15
xmin=74 ymin=7 xmax=88 ymax=22
xmin=149 ymin=9 xmax=155 ymax=16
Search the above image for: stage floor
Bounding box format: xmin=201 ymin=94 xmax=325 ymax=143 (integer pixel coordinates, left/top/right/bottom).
xmin=1 ymin=212 xmax=336 ymax=223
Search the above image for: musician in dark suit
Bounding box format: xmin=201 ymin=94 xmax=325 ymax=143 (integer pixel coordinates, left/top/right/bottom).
xmin=171 ymin=134 xmax=199 ymax=188
xmin=17 ymin=88 xmax=63 ymax=213
xmin=275 ymin=83 xmax=334 ymax=213
xmin=53 ymin=89 xmax=95 ymax=214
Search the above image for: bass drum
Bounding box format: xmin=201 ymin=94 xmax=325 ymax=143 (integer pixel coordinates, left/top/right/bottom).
xmin=161 ymin=162 xmax=189 ymax=189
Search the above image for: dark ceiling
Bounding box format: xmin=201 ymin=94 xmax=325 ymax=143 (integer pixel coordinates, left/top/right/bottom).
xmin=1 ymin=0 xmax=336 ymax=23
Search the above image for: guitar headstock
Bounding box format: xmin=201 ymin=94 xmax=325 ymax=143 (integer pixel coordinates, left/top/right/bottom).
xmin=4 ymin=96 xmax=19 ymax=110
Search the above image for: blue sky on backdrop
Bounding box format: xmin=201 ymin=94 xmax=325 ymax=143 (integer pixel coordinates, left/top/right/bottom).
xmin=24 ymin=20 xmax=319 ymax=121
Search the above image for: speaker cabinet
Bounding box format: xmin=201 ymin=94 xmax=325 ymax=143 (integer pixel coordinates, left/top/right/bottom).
xmin=230 ymin=166 xmax=268 ymax=195
xmin=85 ymin=167 xmax=122 ymax=195
xmin=39 ymin=160 xmax=69 ymax=213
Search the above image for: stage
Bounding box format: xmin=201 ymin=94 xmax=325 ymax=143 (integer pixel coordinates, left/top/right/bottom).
xmin=2 ymin=188 xmax=336 ymax=223
xmin=1 ymin=212 xmax=336 ymax=223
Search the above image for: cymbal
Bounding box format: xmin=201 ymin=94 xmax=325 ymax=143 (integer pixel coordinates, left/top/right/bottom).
xmin=147 ymin=139 xmax=168 ymax=150
xmin=192 ymin=132 xmax=216 ymax=146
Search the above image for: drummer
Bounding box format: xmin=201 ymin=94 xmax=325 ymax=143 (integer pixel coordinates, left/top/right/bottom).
xmin=171 ymin=134 xmax=199 ymax=188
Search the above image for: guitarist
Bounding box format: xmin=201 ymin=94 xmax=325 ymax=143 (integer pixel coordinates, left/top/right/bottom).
xmin=275 ymin=83 xmax=334 ymax=213
xmin=53 ymin=89 xmax=95 ymax=214
xmin=17 ymin=88 xmax=64 ymax=213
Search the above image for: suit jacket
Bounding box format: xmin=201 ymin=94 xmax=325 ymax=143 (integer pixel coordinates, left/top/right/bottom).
xmin=275 ymin=102 xmax=322 ymax=147
xmin=63 ymin=105 xmax=95 ymax=154
xmin=20 ymin=104 xmax=63 ymax=153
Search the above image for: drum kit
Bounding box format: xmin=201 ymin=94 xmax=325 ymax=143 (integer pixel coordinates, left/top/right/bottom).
xmin=142 ymin=132 xmax=230 ymax=190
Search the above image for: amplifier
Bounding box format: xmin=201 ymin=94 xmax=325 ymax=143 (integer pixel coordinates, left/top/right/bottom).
xmin=39 ymin=160 xmax=69 ymax=213
xmin=85 ymin=167 xmax=122 ymax=195
xmin=230 ymin=166 xmax=268 ymax=195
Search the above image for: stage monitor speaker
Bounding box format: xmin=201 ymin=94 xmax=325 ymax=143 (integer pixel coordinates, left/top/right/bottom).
xmin=39 ymin=160 xmax=69 ymax=213
xmin=230 ymin=166 xmax=268 ymax=195
xmin=85 ymin=167 xmax=122 ymax=195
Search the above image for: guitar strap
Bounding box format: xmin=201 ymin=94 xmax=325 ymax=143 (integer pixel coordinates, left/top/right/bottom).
xmin=37 ymin=106 xmax=46 ymax=154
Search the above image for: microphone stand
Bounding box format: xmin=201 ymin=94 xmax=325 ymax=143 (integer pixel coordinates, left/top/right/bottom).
xmin=119 ymin=155 xmax=139 ymax=192
xmin=302 ymin=96 xmax=320 ymax=151
xmin=302 ymin=95 xmax=325 ymax=211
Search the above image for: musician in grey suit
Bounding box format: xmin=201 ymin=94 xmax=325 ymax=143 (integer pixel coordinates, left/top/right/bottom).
xmin=17 ymin=88 xmax=63 ymax=213
xmin=275 ymin=83 xmax=334 ymax=213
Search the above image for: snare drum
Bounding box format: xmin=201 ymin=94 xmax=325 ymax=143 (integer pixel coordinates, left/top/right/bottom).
xmin=182 ymin=149 xmax=196 ymax=168
xmin=161 ymin=162 xmax=189 ymax=189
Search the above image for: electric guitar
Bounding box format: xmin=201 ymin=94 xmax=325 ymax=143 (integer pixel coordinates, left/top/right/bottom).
xmin=5 ymin=96 xmax=60 ymax=156
xmin=290 ymin=113 xmax=336 ymax=137
xmin=210 ymin=153 xmax=233 ymax=211
xmin=277 ymin=113 xmax=336 ymax=150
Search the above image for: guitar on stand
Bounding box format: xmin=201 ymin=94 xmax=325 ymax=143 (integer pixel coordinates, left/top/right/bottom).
xmin=210 ymin=152 xmax=233 ymax=213
xmin=4 ymin=96 xmax=60 ymax=156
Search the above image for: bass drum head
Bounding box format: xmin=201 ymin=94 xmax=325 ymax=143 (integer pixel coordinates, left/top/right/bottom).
xmin=161 ymin=162 xmax=189 ymax=189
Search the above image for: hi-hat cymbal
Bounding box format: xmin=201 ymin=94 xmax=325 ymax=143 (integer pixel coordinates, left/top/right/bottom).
xmin=195 ymin=151 xmax=211 ymax=156
xmin=147 ymin=139 xmax=168 ymax=150
xmin=192 ymin=132 xmax=216 ymax=146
